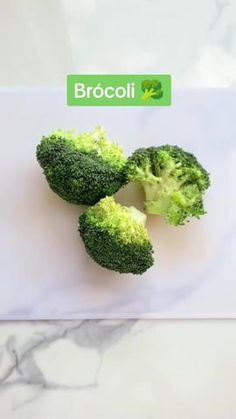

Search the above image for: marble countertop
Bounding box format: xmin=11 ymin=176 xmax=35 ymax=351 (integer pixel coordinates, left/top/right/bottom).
xmin=1 ymin=320 xmax=236 ymax=418
xmin=0 ymin=0 xmax=236 ymax=417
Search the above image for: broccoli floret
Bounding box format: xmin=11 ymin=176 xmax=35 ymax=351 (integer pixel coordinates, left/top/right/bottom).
xmin=79 ymin=197 xmax=154 ymax=274
xmin=36 ymin=127 xmax=127 ymax=205
xmin=141 ymin=79 xmax=163 ymax=101
xmin=126 ymin=145 xmax=210 ymax=226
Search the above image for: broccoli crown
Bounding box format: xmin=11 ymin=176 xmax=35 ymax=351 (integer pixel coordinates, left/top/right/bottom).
xmin=79 ymin=197 xmax=154 ymax=274
xmin=127 ymin=145 xmax=210 ymax=226
xmin=36 ymin=127 xmax=127 ymax=205
xmin=141 ymin=79 xmax=163 ymax=100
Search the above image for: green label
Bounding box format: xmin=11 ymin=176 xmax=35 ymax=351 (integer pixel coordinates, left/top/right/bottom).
xmin=67 ymin=74 xmax=171 ymax=106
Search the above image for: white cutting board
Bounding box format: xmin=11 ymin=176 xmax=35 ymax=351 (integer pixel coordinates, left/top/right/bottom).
xmin=0 ymin=88 xmax=235 ymax=319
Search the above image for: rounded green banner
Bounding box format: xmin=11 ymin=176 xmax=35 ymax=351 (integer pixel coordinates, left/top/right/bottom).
xmin=67 ymin=74 xmax=171 ymax=106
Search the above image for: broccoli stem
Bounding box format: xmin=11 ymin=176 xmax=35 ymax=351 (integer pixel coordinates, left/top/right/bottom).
xmin=142 ymin=88 xmax=155 ymax=101
xmin=140 ymin=176 xmax=178 ymax=215
xmin=129 ymin=207 xmax=147 ymax=225
xmin=145 ymin=198 xmax=170 ymax=215
xmin=141 ymin=181 xmax=160 ymax=202
xmin=140 ymin=181 xmax=168 ymax=214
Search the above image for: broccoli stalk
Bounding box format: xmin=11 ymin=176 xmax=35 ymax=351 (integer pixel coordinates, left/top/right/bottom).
xmin=79 ymin=196 xmax=154 ymax=274
xmin=127 ymin=145 xmax=210 ymax=226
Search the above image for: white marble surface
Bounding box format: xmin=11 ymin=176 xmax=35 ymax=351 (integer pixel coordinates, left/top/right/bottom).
xmin=1 ymin=88 xmax=235 ymax=319
xmin=0 ymin=0 xmax=236 ymax=417
xmin=1 ymin=320 xmax=236 ymax=418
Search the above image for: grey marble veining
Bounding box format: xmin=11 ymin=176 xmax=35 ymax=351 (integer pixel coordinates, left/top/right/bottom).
xmin=1 ymin=320 xmax=236 ymax=418
xmin=0 ymin=321 xmax=135 ymax=390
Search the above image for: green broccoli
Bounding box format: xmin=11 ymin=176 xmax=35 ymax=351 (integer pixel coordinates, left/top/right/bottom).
xmin=126 ymin=145 xmax=210 ymax=226
xmin=141 ymin=79 xmax=163 ymax=101
xmin=36 ymin=126 xmax=127 ymax=205
xmin=79 ymin=196 xmax=154 ymax=274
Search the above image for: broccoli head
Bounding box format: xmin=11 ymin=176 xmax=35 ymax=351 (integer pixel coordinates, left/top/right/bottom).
xmin=127 ymin=145 xmax=210 ymax=226
xmin=79 ymin=196 xmax=154 ymax=274
xmin=36 ymin=127 xmax=127 ymax=205
xmin=141 ymin=79 xmax=163 ymax=101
